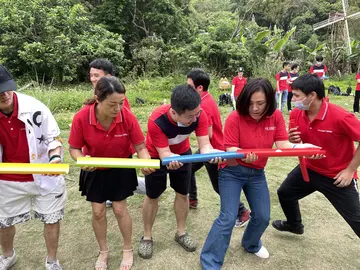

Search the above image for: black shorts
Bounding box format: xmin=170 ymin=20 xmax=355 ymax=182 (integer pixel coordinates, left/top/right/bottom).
xmin=145 ymin=149 xmax=192 ymax=199
xmin=79 ymin=167 xmax=137 ymax=203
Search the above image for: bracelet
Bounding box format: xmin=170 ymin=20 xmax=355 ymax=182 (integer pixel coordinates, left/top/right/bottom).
xmin=49 ymin=154 xmax=61 ymax=162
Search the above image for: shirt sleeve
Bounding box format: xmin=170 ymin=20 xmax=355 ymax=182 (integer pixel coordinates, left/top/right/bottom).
xmin=275 ymin=73 xmax=280 ymax=81
xmin=274 ymin=110 xmax=289 ymax=141
xmin=340 ymin=113 xmax=360 ymax=142
xmin=127 ymin=111 xmax=145 ymax=145
xmin=356 ymin=74 xmax=360 ymax=80
xmin=195 ymin=111 xmax=209 ymax=136
xmin=224 ymin=111 xmax=240 ymax=148
xmin=232 ymin=77 xmax=236 ymax=85
xmin=324 ymin=65 xmax=327 ymax=73
xmin=147 ymin=119 xmax=169 ymax=148
xmin=68 ymin=112 xmax=85 ymax=149
xmin=309 ymin=66 xmax=314 ymax=73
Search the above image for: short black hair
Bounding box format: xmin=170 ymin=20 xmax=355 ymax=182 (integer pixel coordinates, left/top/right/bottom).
xmin=283 ymin=61 xmax=290 ymax=68
xmin=236 ymin=78 xmax=276 ymax=117
xmin=187 ymin=68 xmax=210 ymax=91
xmin=315 ymin=56 xmax=323 ymax=62
xmin=85 ymin=76 xmax=125 ymax=105
xmin=89 ymin=59 xmax=114 ymax=75
xmin=291 ymin=74 xmax=325 ymax=99
xmin=171 ymin=84 xmax=201 ymax=115
xmin=291 ymin=63 xmax=299 ymax=70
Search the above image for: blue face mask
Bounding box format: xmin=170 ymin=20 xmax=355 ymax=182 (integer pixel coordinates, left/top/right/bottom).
xmin=293 ymin=96 xmax=312 ymax=110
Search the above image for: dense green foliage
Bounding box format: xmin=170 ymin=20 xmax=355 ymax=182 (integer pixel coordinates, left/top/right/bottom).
xmin=1 ymin=0 xmax=360 ymax=82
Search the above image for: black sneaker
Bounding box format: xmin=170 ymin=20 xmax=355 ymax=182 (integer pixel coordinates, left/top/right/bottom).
xmin=272 ymin=220 xmax=304 ymax=235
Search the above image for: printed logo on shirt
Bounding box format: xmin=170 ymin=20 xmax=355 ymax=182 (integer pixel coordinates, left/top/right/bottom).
xmin=114 ymin=134 xmax=128 ymax=137
xmin=317 ymin=129 xmax=333 ymax=133
xmin=265 ymin=126 xmax=276 ymax=131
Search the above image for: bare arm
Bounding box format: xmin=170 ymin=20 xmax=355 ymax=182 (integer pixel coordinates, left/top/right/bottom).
xmin=208 ymin=126 xmax=213 ymax=140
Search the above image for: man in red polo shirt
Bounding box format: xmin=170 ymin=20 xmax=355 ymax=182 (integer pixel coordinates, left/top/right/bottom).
xmin=309 ymin=55 xmax=327 ymax=79
xmin=231 ymin=67 xmax=247 ymax=107
xmin=89 ymin=59 xmax=131 ymax=110
xmin=272 ymin=74 xmax=360 ymax=238
xmin=138 ymin=84 xmax=224 ymax=259
xmin=353 ymin=64 xmax=360 ymax=113
xmin=186 ymin=68 xmax=251 ymax=227
xmin=0 ymin=65 xmax=66 ymax=269
xmin=276 ymin=61 xmax=291 ymax=112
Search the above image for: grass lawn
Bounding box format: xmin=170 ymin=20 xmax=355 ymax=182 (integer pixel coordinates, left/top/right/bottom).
xmin=8 ymin=83 xmax=360 ymax=269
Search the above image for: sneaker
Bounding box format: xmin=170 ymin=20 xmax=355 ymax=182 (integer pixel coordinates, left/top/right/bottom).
xmin=254 ymin=246 xmax=269 ymax=259
xmin=189 ymin=199 xmax=198 ymax=209
xmin=105 ymin=200 xmax=112 ymax=208
xmin=272 ymin=220 xmax=304 ymax=235
xmin=0 ymin=248 xmax=17 ymax=270
xmin=235 ymin=209 xmax=251 ymax=227
xmin=45 ymin=257 xmax=62 ymax=270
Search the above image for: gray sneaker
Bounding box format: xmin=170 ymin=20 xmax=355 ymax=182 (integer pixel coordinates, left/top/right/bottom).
xmin=0 ymin=249 xmax=17 ymax=270
xmin=45 ymin=257 xmax=62 ymax=270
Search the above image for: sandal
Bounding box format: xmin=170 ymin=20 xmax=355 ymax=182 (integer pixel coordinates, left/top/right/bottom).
xmin=120 ymin=248 xmax=133 ymax=270
xmin=174 ymin=232 xmax=197 ymax=252
xmin=95 ymin=249 xmax=109 ymax=270
xmin=138 ymin=237 xmax=153 ymax=259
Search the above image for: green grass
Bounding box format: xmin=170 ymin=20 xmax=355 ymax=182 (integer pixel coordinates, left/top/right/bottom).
xmin=9 ymin=79 xmax=360 ymax=269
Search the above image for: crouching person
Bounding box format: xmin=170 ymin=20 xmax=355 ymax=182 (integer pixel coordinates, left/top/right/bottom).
xmin=0 ymin=65 xmax=66 ymax=269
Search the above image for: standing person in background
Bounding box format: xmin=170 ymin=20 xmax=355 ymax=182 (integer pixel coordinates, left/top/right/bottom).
xmin=287 ymin=64 xmax=300 ymax=112
xmin=354 ymin=63 xmax=360 ymax=114
xmin=0 ymin=65 xmax=66 ymax=270
xmin=309 ymin=56 xmax=327 ymax=79
xmin=231 ymin=67 xmax=247 ymax=109
xmin=186 ymin=69 xmax=250 ymax=227
xmin=276 ymin=62 xmax=291 ymax=112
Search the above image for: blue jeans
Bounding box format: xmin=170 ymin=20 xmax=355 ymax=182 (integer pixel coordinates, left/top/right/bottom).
xmin=275 ymin=90 xmax=288 ymax=112
xmin=200 ymin=165 xmax=270 ymax=269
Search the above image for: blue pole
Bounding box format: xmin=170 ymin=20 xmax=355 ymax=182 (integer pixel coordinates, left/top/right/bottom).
xmin=161 ymin=151 xmax=245 ymax=166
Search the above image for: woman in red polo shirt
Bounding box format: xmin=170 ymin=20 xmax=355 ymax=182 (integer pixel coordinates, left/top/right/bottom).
xmin=354 ymin=63 xmax=360 ymax=113
xmin=69 ymin=76 xmax=154 ymax=270
xmin=200 ymin=78 xmax=318 ymax=268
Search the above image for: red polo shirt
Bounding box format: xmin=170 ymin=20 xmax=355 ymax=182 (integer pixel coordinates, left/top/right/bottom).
xmin=290 ymin=101 xmax=360 ymax=178
xmin=124 ymin=96 xmax=131 ymax=109
xmin=356 ymin=73 xmax=360 ymax=91
xmin=309 ymin=64 xmax=327 ymax=77
xmin=69 ymin=103 xmax=144 ymax=158
xmin=146 ymin=104 xmax=208 ymax=158
xmin=200 ymin=92 xmax=224 ymax=150
xmin=0 ymin=93 xmax=34 ymax=182
xmin=232 ymin=76 xmax=247 ymax=98
xmin=276 ymin=71 xmax=289 ymax=91
xmin=224 ymin=109 xmax=288 ymax=169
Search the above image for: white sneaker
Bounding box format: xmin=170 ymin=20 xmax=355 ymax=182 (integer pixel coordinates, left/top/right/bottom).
xmin=45 ymin=257 xmax=62 ymax=270
xmin=105 ymin=200 xmax=112 ymax=208
xmin=254 ymin=246 xmax=269 ymax=259
xmin=0 ymin=248 xmax=17 ymax=270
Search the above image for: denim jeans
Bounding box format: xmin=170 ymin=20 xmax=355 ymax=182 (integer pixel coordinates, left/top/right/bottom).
xmin=275 ymin=90 xmax=288 ymax=112
xmin=200 ymin=165 xmax=270 ymax=269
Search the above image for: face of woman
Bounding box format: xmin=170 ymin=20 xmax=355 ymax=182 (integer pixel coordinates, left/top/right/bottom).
xmin=97 ymin=92 xmax=125 ymax=118
xmin=248 ymin=91 xmax=267 ymax=121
